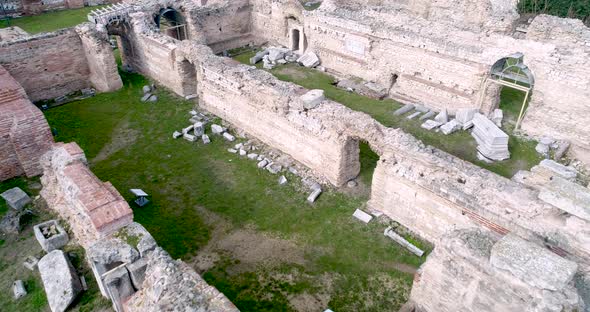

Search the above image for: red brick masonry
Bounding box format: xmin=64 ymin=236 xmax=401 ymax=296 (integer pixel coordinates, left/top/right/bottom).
xmin=0 ymin=65 xmax=53 ymax=181
xmin=41 ymin=142 xmax=133 ymax=246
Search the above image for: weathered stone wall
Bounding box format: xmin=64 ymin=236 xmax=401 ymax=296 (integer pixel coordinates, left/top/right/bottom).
xmin=75 ymin=23 xmax=123 ymax=92
xmin=410 ymin=229 xmax=581 ymax=312
xmin=21 ymin=0 xmax=84 ymax=15
xmin=0 ymin=29 xmax=92 ymax=102
xmin=40 ymin=143 xmax=134 ymax=248
xmin=0 ymin=65 xmax=53 ymax=181
xmin=249 ymin=0 xmax=590 ymax=166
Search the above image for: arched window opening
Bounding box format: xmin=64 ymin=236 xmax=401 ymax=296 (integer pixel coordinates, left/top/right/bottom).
xmin=481 ymin=53 xmax=534 ymax=130
xmin=155 ymin=8 xmax=187 ymax=41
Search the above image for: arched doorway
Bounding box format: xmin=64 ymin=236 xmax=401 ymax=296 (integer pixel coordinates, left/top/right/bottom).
xmin=155 ymin=8 xmax=187 ymax=40
xmin=481 ymin=53 xmax=534 ymax=130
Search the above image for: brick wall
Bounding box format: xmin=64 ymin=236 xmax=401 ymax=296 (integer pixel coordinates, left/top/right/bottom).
xmin=0 ymin=29 xmax=92 ymax=102
xmin=40 ymin=142 xmax=133 ymax=247
xmin=0 ymin=65 xmax=53 ymax=181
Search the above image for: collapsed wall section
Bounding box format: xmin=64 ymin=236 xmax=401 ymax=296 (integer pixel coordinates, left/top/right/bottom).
xmin=0 ymin=29 xmax=92 ymax=102
xmin=0 ymin=65 xmax=53 ymax=181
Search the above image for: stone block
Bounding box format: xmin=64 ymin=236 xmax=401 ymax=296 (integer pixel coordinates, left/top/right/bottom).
xmin=202 ymin=134 xmax=211 ymax=144
xmin=257 ymin=160 xmax=269 ymax=168
xmin=300 ymin=89 xmax=325 ymax=109
xmin=554 ymin=140 xmax=571 ymax=160
xmin=211 ymin=124 xmax=225 ymax=135
xmin=140 ymin=93 xmax=151 ymax=102
xmin=440 ymin=119 xmax=460 ymax=135
xmin=491 ymin=109 xmax=503 ymax=127
xmin=38 ymin=250 xmax=82 ymax=312
xmin=267 ymin=164 xmax=282 ymax=174
xmin=406 ymin=111 xmax=421 ymax=119
xmin=183 ymin=133 xmax=196 ymax=142
xmin=0 ymin=209 xmax=33 ymax=234
xmin=126 ymin=257 xmax=148 ymax=290
xmin=249 ymin=49 xmax=269 ymax=65
xmin=419 ymin=111 xmax=435 ymax=120
xmin=472 ymin=114 xmax=510 ymax=161
xmin=247 ymin=153 xmax=258 ymax=160
xmin=538 ymin=176 xmax=590 ymax=222
xmin=384 ymin=227 xmax=424 ymax=257
xmin=104 ymin=265 xmax=135 ymax=312
xmin=227 ymin=148 xmax=237 ymax=154
xmin=307 ymin=188 xmax=322 ymax=203
xmin=193 ymin=122 xmax=204 ymax=137
xmin=455 ymin=108 xmax=478 ymax=125
xmin=420 ymin=120 xmax=442 ymax=130
xmin=536 ymin=142 xmax=550 ymax=156
xmin=239 ymin=149 xmax=247 ymax=156
xmin=1 ymin=187 xmax=31 ymax=210
xmin=148 ymin=95 xmax=158 ymax=102
xmin=33 ymin=220 xmax=69 ymax=252
xmin=13 ymin=280 xmax=26 ymax=299
xmin=223 ymin=132 xmax=236 ymax=142
xmin=142 ymin=85 xmax=151 ymax=94
xmin=538 ymin=159 xmax=578 ymax=180
xmin=490 ymin=234 xmax=577 ymax=291
xmin=297 ymin=51 xmax=320 ymax=68
xmin=434 ymin=109 xmax=449 ymax=123
xmin=182 ymin=125 xmax=194 ymax=134
xmin=172 ymin=131 xmax=182 ymax=139
xmin=393 ymin=104 xmax=414 ymax=116
xmin=352 ymin=209 xmax=373 ymax=223
xmin=278 ymin=175 xmax=288 ymax=185
xmin=268 ymin=47 xmax=289 ymax=62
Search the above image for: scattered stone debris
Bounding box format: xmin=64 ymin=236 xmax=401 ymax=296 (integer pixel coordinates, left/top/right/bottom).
xmin=554 ymin=140 xmax=571 ymax=160
xmin=249 ymin=49 xmax=269 ymax=64
xmin=1 ymin=187 xmax=31 ymax=210
xmin=384 ymin=227 xmax=424 ymax=257
xmin=140 ymin=93 xmax=152 ymax=102
xmin=419 ymin=111 xmax=436 ymax=121
xmin=257 ymin=159 xmax=269 ymax=168
xmin=352 ymin=209 xmax=373 ymax=223
xmin=33 ymin=220 xmax=69 ymax=252
xmin=347 ymin=180 xmax=358 ymax=188
xmin=23 ymin=256 xmax=39 ymax=271
xmin=228 ymin=148 xmax=237 ymax=154
xmin=13 ymin=280 xmax=27 ymax=299
xmin=336 ymin=79 xmax=388 ymax=99
xmin=142 ymin=85 xmax=151 ymax=94
xmin=278 ymin=175 xmax=288 ymax=185
xmin=38 ymin=250 xmax=83 ymax=312
xmin=472 ymin=114 xmax=510 ymax=161
xmin=406 ymin=111 xmax=422 ymax=120
xmin=172 ymin=131 xmax=182 ymax=139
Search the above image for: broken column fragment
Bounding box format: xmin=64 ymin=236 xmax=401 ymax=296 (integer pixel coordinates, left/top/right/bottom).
xmin=384 ymin=227 xmax=424 ymax=257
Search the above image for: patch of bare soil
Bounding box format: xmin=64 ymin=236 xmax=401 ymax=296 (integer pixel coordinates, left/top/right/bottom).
xmin=289 ymin=292 xmax=331 ymax=312
xmin=92 ymin=120 xmax=139 ymax=163
xmin=275 ymin=67 xmax=309 ymax=80
xmin=189 ymin=207 xmax=306 ymax=273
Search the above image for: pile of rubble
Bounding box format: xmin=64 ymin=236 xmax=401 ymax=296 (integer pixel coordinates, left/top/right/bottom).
xmin=394 ymin=104 xmax=511 ymax=162
xmin=250 ymin=46 xmax=321 ymax=70
xmin=535 ymin=136 xmax=571 ymax=160
xmin=140 ymin=85 xmax=158 ymax=103
xmin=172 ymin=110 xmax=217 ymax=144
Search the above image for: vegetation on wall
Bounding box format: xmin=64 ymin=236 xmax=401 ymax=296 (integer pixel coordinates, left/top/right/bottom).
xmin=518 ymin=0 xmax=590 ymax=25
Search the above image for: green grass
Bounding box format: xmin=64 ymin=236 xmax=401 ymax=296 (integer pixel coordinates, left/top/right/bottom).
xmin=44 ymin=64 xmax=428 ymax=310
xmin=235 ymin=50 xmax=541 ymax=178
xmin=0 ymin=6 xmax=104 ymax=34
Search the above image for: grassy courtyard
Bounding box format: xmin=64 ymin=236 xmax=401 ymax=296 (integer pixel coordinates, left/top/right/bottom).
xmin=0 ymin=6 xmax=103 ymax=34
xmin=40 ymin=69 xmax=428 ymax=311
xmin=234 ymin=51 xmax=541 ymax=178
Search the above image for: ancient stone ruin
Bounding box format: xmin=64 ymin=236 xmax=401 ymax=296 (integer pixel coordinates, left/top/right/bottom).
xmin=1 ymin=0 xmax=590 ymax=311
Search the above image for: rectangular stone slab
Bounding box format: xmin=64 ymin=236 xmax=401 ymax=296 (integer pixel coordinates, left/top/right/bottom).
xmin=490 ymin=234 xmax=577 ymax=291
xmin=539 ymin=176 xmax=590 ymax=222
